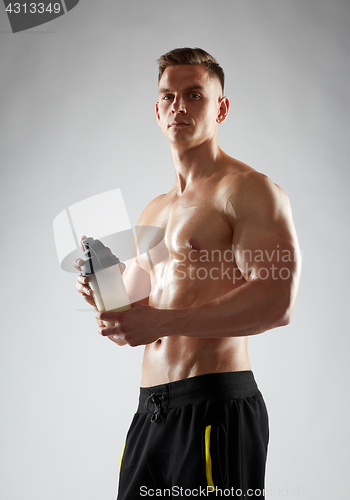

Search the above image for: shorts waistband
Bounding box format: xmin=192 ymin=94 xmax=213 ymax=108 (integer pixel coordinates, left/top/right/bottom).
xmin=137 ymin=371 xmax=260 ymax=417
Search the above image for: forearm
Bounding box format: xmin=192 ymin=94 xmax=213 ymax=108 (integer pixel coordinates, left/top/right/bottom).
xmin=160 ymin=278 xmax=297 ymax=338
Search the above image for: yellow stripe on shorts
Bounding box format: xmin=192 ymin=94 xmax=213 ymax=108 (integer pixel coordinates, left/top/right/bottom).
xmin=119 ymin=441 xmax=126 ymax=475
xmin=205 ymin=425 xmax=215 ymax=488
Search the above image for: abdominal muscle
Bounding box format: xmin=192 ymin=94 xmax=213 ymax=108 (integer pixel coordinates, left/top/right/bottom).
xmin=140 ymin=260 xmax=251 ymax=387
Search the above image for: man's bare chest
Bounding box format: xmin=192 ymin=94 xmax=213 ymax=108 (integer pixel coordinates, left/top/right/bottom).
xmin=137 ymin=191 xmax=234 ymax=267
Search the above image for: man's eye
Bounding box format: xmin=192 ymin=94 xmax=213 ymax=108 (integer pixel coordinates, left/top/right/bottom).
xmin=190 ymin=93 xmax=200 ymax=98
xmin=163 ymin=95 xmax=173 ymax=100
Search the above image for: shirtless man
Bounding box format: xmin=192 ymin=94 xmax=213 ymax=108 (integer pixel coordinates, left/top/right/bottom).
xmin=76 ymin=48 xmax=301 ymax=499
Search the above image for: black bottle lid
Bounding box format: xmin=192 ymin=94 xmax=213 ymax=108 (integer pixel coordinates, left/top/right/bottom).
xmin=80 ymin=237 xmax=120 ymax=276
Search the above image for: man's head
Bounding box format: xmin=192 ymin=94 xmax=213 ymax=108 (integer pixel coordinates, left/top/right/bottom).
xmin=157 ymin=47 xmax=225 ymax=95
xmin=156 ymin=47 xmax=229 ymax=149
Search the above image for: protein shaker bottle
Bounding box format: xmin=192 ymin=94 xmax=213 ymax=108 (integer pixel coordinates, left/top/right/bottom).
xmin=80 ymin=237 xmax=131 ymax=326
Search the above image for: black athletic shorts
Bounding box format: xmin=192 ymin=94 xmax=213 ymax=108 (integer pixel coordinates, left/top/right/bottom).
xmin=117 ymin=371 xmax=269 ymax=499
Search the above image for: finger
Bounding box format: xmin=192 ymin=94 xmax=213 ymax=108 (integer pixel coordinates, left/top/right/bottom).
xmin=76 ymin=280 xmax=93 ymax=296
xmin=80 ymin=235 xmax=88 ymax=252
xmin=95 ymin=310 xmax=127 ymax=322
xmin=108 ymin=334 xmax=128 ymax=346
xmin=77 ymin=275 xmax=91 ymax=289
xmin=83 ymin=295 xmax=97 ymax=307
xmin=76 ymin=277 xmax=88 ymax=291
xmin=98 ymin=324 xmax=120 ymax=336
xmin=73 ymin=258 xmax=83 ymax=271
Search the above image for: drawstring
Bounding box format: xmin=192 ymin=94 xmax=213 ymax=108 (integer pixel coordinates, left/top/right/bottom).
xmin=145 ymin=392 xmax=164 ymax=422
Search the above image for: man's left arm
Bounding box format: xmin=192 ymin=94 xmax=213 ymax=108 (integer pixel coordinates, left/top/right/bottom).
xmin=164 ymin=173 xmax=301 ymax=339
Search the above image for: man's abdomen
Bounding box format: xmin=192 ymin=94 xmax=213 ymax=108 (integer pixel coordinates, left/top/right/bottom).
xmin=141 ymin=335 xmax=251 ymax=387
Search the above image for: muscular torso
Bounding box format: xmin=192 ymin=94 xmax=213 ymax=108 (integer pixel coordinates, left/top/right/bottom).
xmin=136 ymin=160 xmax=253 ymax=386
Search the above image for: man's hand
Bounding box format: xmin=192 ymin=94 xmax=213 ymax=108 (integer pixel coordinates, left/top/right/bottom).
xmin=74 ymin=235 xmax=97 ymax=309
xmin=74 ymin=259 xmax=126 ymax=309
xmin=95 ymin=304 xmax=169 ymax=347
xmin=75 ymin=270 xmax=97 ymax=308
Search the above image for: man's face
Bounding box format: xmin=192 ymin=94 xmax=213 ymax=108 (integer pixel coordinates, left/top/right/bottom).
xmin=156 ymin=65 xmax=224 ymax=148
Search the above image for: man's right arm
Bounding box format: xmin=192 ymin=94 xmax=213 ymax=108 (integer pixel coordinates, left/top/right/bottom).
xmin=74 ymin=192 xmax=164 ymax=331
xmin=121 ymin=257 xmax=151 ymax=306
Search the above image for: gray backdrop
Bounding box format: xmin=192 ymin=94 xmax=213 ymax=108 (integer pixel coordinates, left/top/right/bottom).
xmin=1 ymin=0 xmax=349 ymax=499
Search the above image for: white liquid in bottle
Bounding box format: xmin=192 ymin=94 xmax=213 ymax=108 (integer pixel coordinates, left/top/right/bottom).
xmin=80 ymin=238 xmax=131 ymax=327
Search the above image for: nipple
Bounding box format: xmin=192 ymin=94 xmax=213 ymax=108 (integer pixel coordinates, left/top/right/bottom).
xmin=187 ymin=238 xmax=200 ymax=252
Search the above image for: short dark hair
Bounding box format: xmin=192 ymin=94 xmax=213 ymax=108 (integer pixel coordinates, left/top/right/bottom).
xmin=157 ymin=47 xmax=225 ymax=93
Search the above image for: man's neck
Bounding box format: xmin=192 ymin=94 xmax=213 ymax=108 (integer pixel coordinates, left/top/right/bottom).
xmin=170 ymin=140 xmax=223 ymax=194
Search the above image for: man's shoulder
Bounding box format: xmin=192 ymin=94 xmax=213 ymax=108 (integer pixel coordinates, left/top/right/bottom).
xmin=221 ymin=159 xmax=290 ymax=218
xmin=145 ymin=193 xmax=168 ymax=209
xmin=137 ymin=193 xmax=168 ymax=225
xmin=237 ymin=170 xmax=286 ymax=198
xmin=222 ymin=156 xmax=279 ymax=189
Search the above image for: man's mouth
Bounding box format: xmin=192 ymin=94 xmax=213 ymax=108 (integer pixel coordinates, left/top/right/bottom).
xmin=169 ymin=121 xmax=189 ymax=128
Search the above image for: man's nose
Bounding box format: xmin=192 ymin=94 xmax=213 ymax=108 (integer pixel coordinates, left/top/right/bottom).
xmin=171 ymin=96 xmax=186 ymax=114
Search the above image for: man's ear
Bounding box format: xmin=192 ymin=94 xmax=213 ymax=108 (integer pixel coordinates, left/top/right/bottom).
xmin=155 ymin=102 xmax=161 ymax=124
xmin=216 ymin=96 xmax=230 ymax=124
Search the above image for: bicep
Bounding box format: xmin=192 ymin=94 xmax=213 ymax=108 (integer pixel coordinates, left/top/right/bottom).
xmin=232 ymin=179 xmax=301 ymax=282
xmin=123 ymin=258 xmax=151 ymax=305
xmin=123 ymin=193 xmax=166 ymax=304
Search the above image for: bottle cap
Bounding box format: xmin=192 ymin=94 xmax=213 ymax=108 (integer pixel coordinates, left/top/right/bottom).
xmin=80 ymin=237 xmax=120 ymax=276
